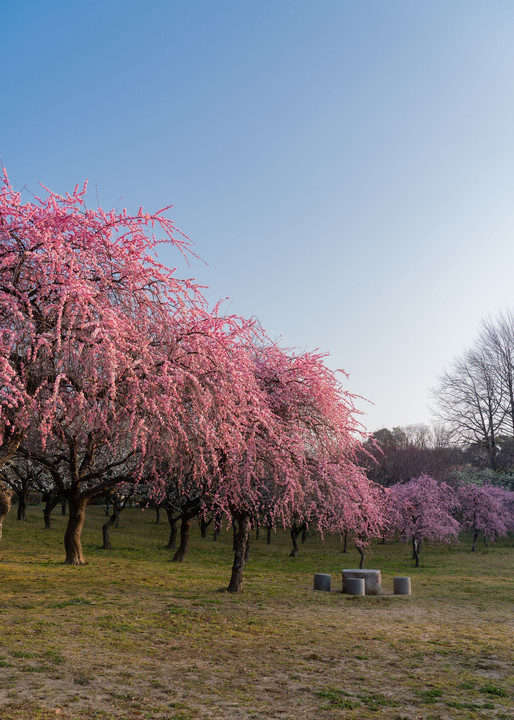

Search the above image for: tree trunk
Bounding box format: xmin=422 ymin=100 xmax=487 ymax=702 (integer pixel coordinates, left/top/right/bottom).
xmin=227 ymin=514 xmax=251 ymax=593
xmin=61 ymin=498 xmax=67 ymax=516
xmin=342 ymin=531 xmax=348 ymax=553
xmin=413 ymin=538 xmax=420 ymax=568
xmin=165 ymin=509 xmax=178 ymax=549
xmin=301 ymin=524 xmax=309 ymax=543
xmin=472 ymin=530 xmax=479 ymax=552
xmin=43 ymin=493 xmax=61 ymax=530
xmin=173 ymin=516 xmax=191 ymax=562
xmin=412 ymin=537 xmax=420 ymax=560
xmin=483 ymin=534 xmax=489 ymax=548
xmin=0 ymin=484 xmax=12 ymax=539
xmin=64 ymin=494 xmax=88 ymax=565
xmin=0 ymin=431 xmax=22 ymax=473
xmin=289 ymin=526 xmax=301 ymax=557
xmin=213 ymin=517 xmax=221 ymax=541
xmin=154 ymin=505 xmax=160 ymax=524
xmin=267 ymin=524 xmax=272 ymax=545
xmin=356 ymin=544 xmax=365 ymax=569
xmin=17 ymin=493 xmax=28 ymax=521
xmin=199 ymin=515 xmax=211 ymax=538
xmin=102 ymin=506 xmax=119 ymax=549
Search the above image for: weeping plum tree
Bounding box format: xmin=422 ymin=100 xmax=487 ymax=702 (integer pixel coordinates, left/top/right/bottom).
xmin=1 ymin=171 xmax=385 ymax=581
xmin=457 ymin=483 xmax=514 ymax=551
xmin=335 ymin=476 xmax=388 ymax=568
xmin=390 ymin=474 xmax=460 ymax=567
xmin=214 ymin=344 xmax=386 ymax=592
xmin=146 ymin=314 xmax=272 ymax=565
xmin=0 ymin=172 xmax=227 ymax=564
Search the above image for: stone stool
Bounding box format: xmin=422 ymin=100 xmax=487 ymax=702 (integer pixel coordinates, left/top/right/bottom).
xmin=342 ymin=569 xmax=381 ymax=595
xmin=313 ymin=573 xmax=331 ymax=592
xmin=345 ymin=577 xmax=365 ymax=596
xmin=393 ymin=576 xmax=411 ymax=595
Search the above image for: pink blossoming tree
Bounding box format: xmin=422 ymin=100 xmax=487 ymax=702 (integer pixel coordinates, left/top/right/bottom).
xmin=457 ymin=483 xmax=514 ymax=550
xmin=390 ymin=474 xmax=460 ymax=567
xmin=0 ymin=172 xmax=226 ymax=562
xmin=217 ymin=344 xmax=386 ymax=590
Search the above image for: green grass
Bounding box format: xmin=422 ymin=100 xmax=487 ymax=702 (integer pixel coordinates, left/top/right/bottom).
xmin=0 ymin=504 xmax=513 ymax=719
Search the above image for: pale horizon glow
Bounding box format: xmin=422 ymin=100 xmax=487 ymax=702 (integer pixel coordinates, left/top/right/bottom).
xmin=2 ymin=0 xmax=514 ymax=432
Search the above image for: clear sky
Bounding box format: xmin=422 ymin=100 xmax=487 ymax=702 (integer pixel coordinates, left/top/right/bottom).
xmin=2 ymin=0 xmax=514 ymax=432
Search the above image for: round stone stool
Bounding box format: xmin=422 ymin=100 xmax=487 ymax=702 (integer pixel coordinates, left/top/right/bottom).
xmin=393 ymin=576 xmax=411 ymax=595
xmin=345 ymin=577 xmax=365 ymax=596
xmin=313 ymin=573 xmax=331 ymax=592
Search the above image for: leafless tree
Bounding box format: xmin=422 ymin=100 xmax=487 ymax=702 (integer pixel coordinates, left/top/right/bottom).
xmin=480 ymin=310 xmax=514 ymax=435
xmin=432 ymin=345 xmax=505 ymax=470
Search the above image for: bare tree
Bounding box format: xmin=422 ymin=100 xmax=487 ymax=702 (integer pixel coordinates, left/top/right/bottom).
xmin=432 ymin=347 xmax=505 ymax=470
xmin=480 ymin=310 xmax=514 ymax=435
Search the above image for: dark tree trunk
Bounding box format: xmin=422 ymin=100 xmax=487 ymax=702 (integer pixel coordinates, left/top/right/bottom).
xmin=154 ymin=505 xmax=160 ymax=524
xmin=61 ymin=498 xmax=67 ymax=516
xmin=412 ymin=538 xmax=420 ymax=568
xmin=227 ymin=514 xmax=251 ymax=593
xmin=412 ymin=538 xmax=418 ymax=560
xmin=472 ymin=530 xmax=479 ymax=552
xmin=43 ymin=494 xmax=61 ymax=530
xmin=213 ymin=517 xmax=221 ymax=541
xmin=104 ymin=499 xmax=110 ymax=516
xmin=267 ymin=524 xmax=272 ymax=545
xmin=173 ymin=516 xmax=192 ymax=562
xmin=199 ymin=515 xmax=211 ymax=539
xmin=63 ymin=494 xmax=88 ymax=565
xmin=17 ymin=494 xmax=28 ymax=521
xmin=165 ymin=509 xmax=178 ymax=549
xmin=301 ymin=524 xmax=309 ymax=543
xmin=342 ymin=531 xmax=348 ymax=553
xmin=483 ymin=534 xmax=489 ymax=548
xmin=356 ymin=544 xmax=365 ymax=569
xmin=290 ymin=526 xmax=301 ymax=557
xmin=102 ymin=505 xmax=120 ymax=549
xmin=255 ymin=522 xmax=260 ymax=541
xmin=232 ymin=522 xmax=237 ymax=551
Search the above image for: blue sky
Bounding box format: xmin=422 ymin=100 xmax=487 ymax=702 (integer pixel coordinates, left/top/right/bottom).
xmin=2 ymin=0 xmax=514 ymax=431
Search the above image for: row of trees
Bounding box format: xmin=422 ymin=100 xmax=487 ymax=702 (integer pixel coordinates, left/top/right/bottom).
xmin=389 ymin=474 xmax=514 ymax=566
xmin=1 ymin=173 xmax=512 ymax=588
xmin=0 ymin=172 xmax=388 ymax=590
xmin=5 ymin=469 xmax=513 ymax=571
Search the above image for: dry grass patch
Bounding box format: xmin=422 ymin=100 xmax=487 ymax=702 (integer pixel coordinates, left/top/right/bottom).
xmin=0 ymin=505 xmax=512 ymax=719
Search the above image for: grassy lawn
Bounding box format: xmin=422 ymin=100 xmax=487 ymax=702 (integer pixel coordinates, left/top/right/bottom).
xmin=0 ymin=504 xmax=512 ymax=720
